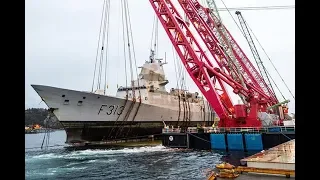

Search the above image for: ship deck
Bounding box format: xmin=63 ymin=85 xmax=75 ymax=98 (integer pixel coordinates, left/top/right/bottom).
xmin=240 ymin=139 xmax=295 ymax=171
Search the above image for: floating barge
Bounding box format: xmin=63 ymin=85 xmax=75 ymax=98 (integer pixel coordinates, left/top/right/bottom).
xmin=206 ymin=140 xmax=295 ymax=179
xmin=162 ymin=126 xmax=295 ymax=151
xmin=233 ymin=139 xmax=295 ymax=178
xmin=240 ymin=139 xmax=295 ymax=172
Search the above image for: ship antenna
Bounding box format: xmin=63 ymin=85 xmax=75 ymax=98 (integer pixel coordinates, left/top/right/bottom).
xmin=149 ymin=14 xmax=159 ymax=63
xmin=149 ymin=49 xmax=155 ymax=63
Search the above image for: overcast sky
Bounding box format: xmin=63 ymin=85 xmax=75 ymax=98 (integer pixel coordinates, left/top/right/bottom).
xmin=25 ymin=0 xmax=295 ymax=113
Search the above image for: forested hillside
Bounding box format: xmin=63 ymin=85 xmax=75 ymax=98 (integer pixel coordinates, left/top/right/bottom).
xmin=25 ymin=108 xmax=63 ymax=129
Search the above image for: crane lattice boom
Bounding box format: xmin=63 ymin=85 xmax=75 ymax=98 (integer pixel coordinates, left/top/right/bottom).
xmin=203 ymin=0 xmax=278 ymax=103
xmin=149 ymin=0 xmax=282 ymax=127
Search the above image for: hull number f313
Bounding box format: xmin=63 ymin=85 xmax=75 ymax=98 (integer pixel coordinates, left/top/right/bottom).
xmin=98 ymin=104 xmax=125 ymax=115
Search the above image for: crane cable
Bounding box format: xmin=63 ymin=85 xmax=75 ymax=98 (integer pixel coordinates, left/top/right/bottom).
xmin=124 ymin=0 xmax=141 ymax=95
xmin=103 ymin=1 xmax=111 ymax=95
xmin=97 ymin=0 xmax=111 ymax=90
xmin=172 ymin=45 xmax=187 ymax=128
xmin=172 ymin=45 xmax=181 ymax=125
xmin=112 ymin=0 xmax=131 ymax=139
xmin=172 ymin=45 xmax=180 ymax=90
xmin=124 ymin=0 xmax=142 ymax=137
xmin=234 ymin=11 xmax=287 ymax=101
xmin=116 ymin=0 xmax=121 ymax=89
xmin=199 ymin=1 xmax=295 ymax=11
xmin=172 ymin=45 xmax=185 ymax=90
xmin=174 ymin=46 xmax=189 ymax=128
xmin=125 ymin=1 xmax=141 ymax=98
xmin=266 ymin=68 xmax=286 ymax=101
xmin=122 ymin=0 xmax=134 ymax=96
xmin=246 ymin=23 xmax=295 ymax=100
xmin=217 ymin=5 xmax=294 ymax=11
xmin=155 ymin=15 xmax=159 ymax=58
xmin=213 ymin=0 xmax=294 ymax=101
xmin=91 ymin=0 xmax=107 ymax=92
xmin=111 ymin=0 xmax=131 ymax=138
xmin=121 ymin=0 xmax=128 ymax=93
xmin=115 ymin=0 xmax=142 ymax=138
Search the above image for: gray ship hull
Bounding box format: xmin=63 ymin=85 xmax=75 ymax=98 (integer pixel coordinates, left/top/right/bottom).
xmin=61 ymin=120 xmax=207 ymax=144
xmin=31 ymin=84 xmax=215 ymax=144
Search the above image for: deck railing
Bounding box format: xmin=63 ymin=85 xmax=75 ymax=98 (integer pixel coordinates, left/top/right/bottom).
xmin=162 ymin=126 xmax=295 ymax=134
xmin=162 ymin=128 xmax=182 ymax=133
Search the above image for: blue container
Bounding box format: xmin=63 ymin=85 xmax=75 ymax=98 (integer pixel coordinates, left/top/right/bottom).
xmin=210 ymin=134 xmax=226 ymax=150
xmin=244 ymin=134 xmax=263 ymax=151
xmin=227 ymin=134 xmax=244 ymax=150
xmin=268 ymin=127 xmax=281 ymax=132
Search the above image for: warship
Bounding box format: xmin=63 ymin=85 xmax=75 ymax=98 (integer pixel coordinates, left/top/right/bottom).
xmin=31 ymin=50 xmax=216 ymax=145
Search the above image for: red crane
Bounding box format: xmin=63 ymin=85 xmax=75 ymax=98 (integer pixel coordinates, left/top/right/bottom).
xmin=149 ymin=0 xmax=283 ymax=127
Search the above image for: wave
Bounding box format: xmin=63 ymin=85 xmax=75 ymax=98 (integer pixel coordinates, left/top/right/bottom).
xmin=26 ymin=145 xmax=169 ymax=161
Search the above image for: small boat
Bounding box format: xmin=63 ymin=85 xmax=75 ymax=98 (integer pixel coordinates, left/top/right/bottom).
xmin=216 ymin=162 xmax=235 ymax=169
